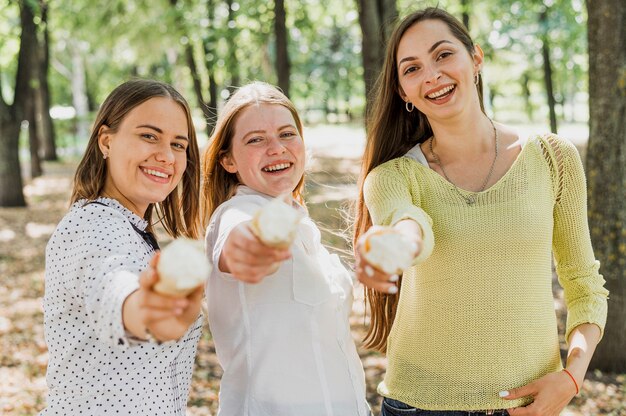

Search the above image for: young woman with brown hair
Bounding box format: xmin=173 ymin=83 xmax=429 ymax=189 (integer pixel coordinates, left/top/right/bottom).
xmin=354 ymin=8 xmax=608 ymax=416
xmin=41 ymin=79 xmax=204 ymax=415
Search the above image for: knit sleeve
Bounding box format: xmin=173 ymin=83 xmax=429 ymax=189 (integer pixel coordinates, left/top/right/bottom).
xmin=546 ymin=135 xmax=609 ymax=342
xmin=363 ymin=157 xmax=434 ymax=263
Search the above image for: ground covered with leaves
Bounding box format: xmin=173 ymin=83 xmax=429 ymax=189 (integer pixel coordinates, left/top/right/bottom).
xmin=1 ymin=154 xmax=624 ymax=415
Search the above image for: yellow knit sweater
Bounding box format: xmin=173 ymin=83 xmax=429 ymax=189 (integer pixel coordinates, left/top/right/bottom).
xmin=363 ymin=134 xmax=608 ymax=411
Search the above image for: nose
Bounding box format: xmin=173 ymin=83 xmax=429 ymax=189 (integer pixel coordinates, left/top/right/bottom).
xmin=425 ymin=64 xmax=441 ymax=84
xmin=155 ymin=143 xmax=176 ymax=164
xmin=267 ymin=136 xmax=287 ymax=155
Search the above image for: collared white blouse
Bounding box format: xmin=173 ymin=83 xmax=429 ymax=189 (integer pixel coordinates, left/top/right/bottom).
xmin=205 ymin=186 xmax=369 ymax=416
xmin=40 ymin=197 xmax=202 ymax=415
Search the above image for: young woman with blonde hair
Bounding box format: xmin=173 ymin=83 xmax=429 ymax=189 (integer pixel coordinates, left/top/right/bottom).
xmin=202 ymin=81 xmax=369 ymax=416
xmin=354 ymin=8 xmax=608 ymax=416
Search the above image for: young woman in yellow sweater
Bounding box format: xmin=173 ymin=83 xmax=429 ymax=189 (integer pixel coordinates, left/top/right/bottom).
xmin=353 ymin=7 xmax=609 ymax=416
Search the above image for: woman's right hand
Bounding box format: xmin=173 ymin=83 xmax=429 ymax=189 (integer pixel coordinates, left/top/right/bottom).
xmin=219 ymin=221 xmax=292 ymax=283
xmin=355 ymin=222 xmax=422 ymax=294
xmin=122 ymin=253 xmax=204 ymax=342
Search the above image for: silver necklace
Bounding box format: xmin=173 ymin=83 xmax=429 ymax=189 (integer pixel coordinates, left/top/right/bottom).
xmin=429 ymin=119 xmax=498 ymax=205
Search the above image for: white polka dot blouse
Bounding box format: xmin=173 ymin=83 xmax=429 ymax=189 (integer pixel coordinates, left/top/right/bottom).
xmin=40 ymin=197 xmax=203 ymax=415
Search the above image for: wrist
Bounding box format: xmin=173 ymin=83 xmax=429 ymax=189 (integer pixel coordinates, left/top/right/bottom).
xmin=562 ymin=368 xmax=580 ymax=395
xmin=122 ymin=290 xmax=147 ymax=339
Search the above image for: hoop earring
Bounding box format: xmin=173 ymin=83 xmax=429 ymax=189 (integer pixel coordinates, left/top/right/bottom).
xmin=405 ymin=101 xmax=414 ymax=112
xmin=474 ymin=72 xmax=480 ymax=85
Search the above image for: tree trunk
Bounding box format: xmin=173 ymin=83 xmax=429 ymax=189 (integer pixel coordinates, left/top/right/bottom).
xmin=203 ymin=0 xmax=218 ymax=135
xmin=380 ymin=0 xmax=398 ymax=41
xmin=521 ymin=71 xmax=533 ymax=121
xmin=184 ymin=42 xmax=212 ymax=131
xmin=28 ymin=89 xmax=43 ymax=178
xmin=225 ymin=0 xmax=239 ymax=95
xmin=539 ymin=8 xmax=558 ymax=133
xmin=357 ymin=0 xmax=397 ymax=116
xmin=460 ymin=0 xmax=470 ymax=30
xmin=38 ymin=0 xmax=57 ymax=161
xmin=0 ymin=0 xmax=37 ymax=207
xmin=169 ymin=0 xmax=212 ymax=137
xmin=25 ymin=2 xmax=43 ymax=177
xmin=0 ymin=108 xmax=26 ymax=207
xmin=586 ymin=0 xmax=626 ymax=373
xmin=274 ymin=0 xmax=290 ymax=97
xmin=70 ymin=43 xmax=90 ymax=143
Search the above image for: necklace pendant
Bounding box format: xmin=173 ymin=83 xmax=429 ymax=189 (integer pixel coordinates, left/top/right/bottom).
xmin=466 ymin=196 xmax=475 ymax=205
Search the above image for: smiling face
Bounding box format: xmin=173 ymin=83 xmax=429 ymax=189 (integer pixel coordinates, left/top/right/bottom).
xmin=98 ymin=97 xmax=189 ymax=216
xmin=220 ymin=103 xmax=305 ymax=198
xmin=396 ymin=19 xmax=483 ymax=121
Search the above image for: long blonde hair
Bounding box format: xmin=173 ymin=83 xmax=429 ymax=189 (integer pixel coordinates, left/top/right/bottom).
xmin=72 ymin=79 xmax=201 ymax=239
xmin=201 ymin=82 xmax=305 ymax=227
xmin=354 ymin=8 xmax=485 ymax=352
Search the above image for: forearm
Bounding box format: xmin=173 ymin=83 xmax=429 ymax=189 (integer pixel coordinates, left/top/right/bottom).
xmin=565 ymin=323 xmax=602 ymax=389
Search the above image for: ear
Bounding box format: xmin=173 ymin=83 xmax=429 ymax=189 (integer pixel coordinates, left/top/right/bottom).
xmin=97 ymin=125 xmax=112 ymax=155
xmin=472 ymin=44 xmax=485 ymax=73
xmin=220 ymin=153 xmax=238 ymax=174
xmin=397 ymin=86 xmax=408 ymax=102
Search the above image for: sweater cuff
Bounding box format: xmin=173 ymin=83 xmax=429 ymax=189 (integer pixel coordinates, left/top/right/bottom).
xmin=565 ymin=298 xmax=608 ymax=342
xmin=107 ymin=271 xmax=141 ymax=350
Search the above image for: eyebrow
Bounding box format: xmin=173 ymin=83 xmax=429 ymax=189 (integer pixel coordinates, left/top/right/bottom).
xmin=136 ymin=124 xmax=188 ymax=141
xmin=398 ymin=40 xmax=454 ymax=66
xmin=241 ymin=124 xmax=297 ymax=139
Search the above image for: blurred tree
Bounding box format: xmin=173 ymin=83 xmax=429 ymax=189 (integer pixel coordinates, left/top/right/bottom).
xmin=274 ymin=0 xmax=290 ymax=97
xmin=587 ymin=0 xmax=626 ymax=372
xmin=225 ymin=0 xmax=240 ymax=95
xmin=485 ymin=0 xmax=584 ymax=129
xmin=25 ymin=2 xmax=43 ymax=178
xmin=538 ymin=5 xmax=557 ymax=133
xmin=169 ymin=0 xmax=213 ymax=135
xmin=460 ymin=0 xmax=470 ymax=30
xmin=0 ymin=0 xmax=35 ymax=207
xmin=37 ymin=0 xmax=57 ymax=161
xmin=356 ymin=0 xmax=397 ymax=113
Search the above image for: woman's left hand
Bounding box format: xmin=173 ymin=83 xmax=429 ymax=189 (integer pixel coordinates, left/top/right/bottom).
xmin=502 ymin=370 xmax=578 ymax=416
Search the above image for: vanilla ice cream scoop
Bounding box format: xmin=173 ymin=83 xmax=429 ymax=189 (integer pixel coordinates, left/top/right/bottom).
xmin=362 ymin=228 xmax=417 ymax=275
xmin=250 ymin=197 xmax=304 ymax=249
xmin=154 ymin=238 xmax=211 ymax=297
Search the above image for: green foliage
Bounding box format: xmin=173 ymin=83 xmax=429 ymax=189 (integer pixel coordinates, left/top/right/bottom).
xmin=0 ymin=0 xmax=591 ymax=140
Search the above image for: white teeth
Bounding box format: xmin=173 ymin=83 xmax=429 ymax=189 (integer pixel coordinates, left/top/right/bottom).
xmin=263 ymin=163 xmax=291 ymax=172
xmin=143 ymin=168 xmax=168 ymax=178
xmin=428 ymin=85 xmax=454 ymax=99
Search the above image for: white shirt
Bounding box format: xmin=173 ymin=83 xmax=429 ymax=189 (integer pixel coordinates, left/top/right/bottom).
xmin=40 ymin=197 xmax=203 ymax=416
xmin=205 ymin=186 xmax=369 ymax=416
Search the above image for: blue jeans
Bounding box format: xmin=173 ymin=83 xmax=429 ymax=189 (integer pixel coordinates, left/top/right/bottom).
xmin=380 ymin=398 xmax=510 ymax=416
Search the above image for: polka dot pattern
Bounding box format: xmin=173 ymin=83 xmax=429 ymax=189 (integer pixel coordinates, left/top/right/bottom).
xmin=40 ymin=197 xmax=202 ymax=415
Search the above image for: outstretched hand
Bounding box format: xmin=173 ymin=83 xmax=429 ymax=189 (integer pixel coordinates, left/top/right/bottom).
xmin=123 ymin=253 xmax=204 ymax=343
xmin=219 ymin=221 xmax=292 ymax=283
xmin=354 ymin=225 xmax=421 ymax=294
xmin=501 ymin=370 xmax=578 ymax=416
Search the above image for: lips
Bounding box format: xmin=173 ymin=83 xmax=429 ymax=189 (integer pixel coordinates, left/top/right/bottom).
xmin=141 ymin=167 xmax=172 ymax=182
xmin=262 ymin=162 xmax=292 ymax=173
xmin=425 ymin=84 xmax=456 ymax=100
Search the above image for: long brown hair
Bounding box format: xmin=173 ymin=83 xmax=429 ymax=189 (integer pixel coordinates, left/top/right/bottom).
xmin=71 ymin=79 xmax=201 ymax=239
xmin=354 ymin=7 xmax=485 ymax=352
xmin=201 ymin=82 xmax=305 ymax=227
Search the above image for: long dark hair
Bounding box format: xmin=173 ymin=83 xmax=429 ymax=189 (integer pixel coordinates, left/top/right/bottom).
xmin=354 ymin=7 xmax=485 ymax=352
xmin=71 ymin=79 xmax=201 ymax=239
